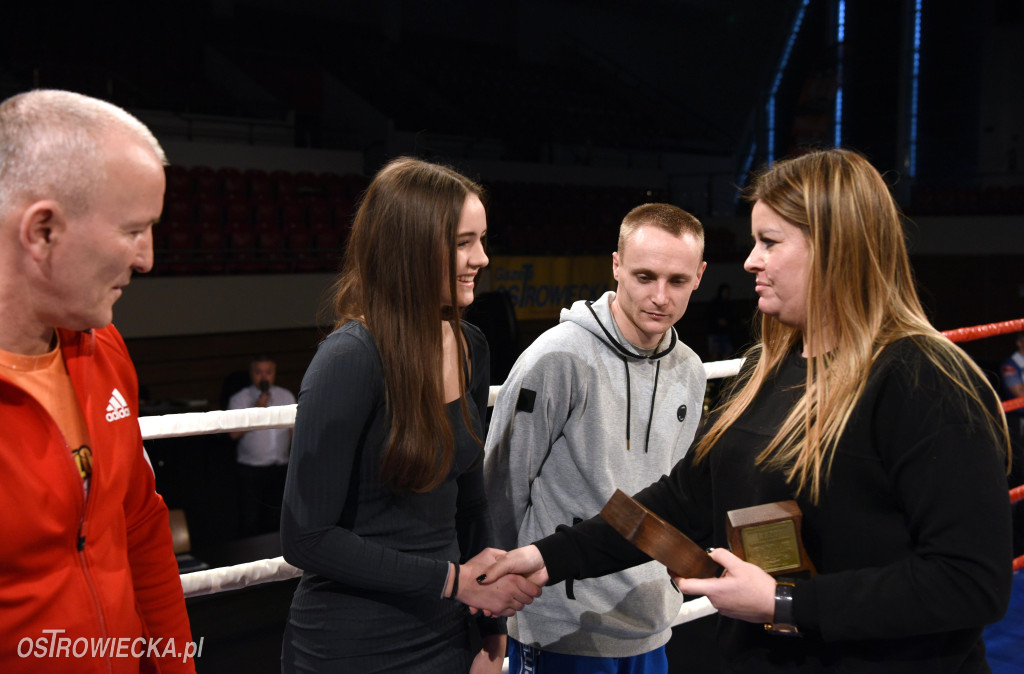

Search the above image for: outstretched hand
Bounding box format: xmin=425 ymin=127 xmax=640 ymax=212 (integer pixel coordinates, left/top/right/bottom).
xmin=671 ymin=547 xmax=776 ymax=623
xmin=477 ymin=544 xmax=549 ymax=587
xmin=456 ymin=548 xmax=543 ymax=617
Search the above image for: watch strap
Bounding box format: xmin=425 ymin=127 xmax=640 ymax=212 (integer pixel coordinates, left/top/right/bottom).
xmin=764 ymin=580 xmax=800 ymax=636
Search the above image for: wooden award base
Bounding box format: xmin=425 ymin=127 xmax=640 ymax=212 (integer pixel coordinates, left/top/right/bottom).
xmin=600 ymin=489 xmax=720 ymax=579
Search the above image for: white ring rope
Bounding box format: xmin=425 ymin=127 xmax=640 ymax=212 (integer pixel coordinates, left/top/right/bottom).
xmin=142 ymin=360 xmax=745 ymax=442
xmin=160 ymin=359 xmax=743 ymax=619
xmin=140 ymin=405 xmax=297 ymax=440
xmin=181 ymin=556 xmax=302 ymax=598
xmin=702 ymin=357 xmax=744 ymax=382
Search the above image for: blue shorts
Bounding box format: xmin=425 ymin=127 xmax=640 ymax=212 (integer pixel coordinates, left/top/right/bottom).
xmin=507 ymin=638 xmax=668 ymax=674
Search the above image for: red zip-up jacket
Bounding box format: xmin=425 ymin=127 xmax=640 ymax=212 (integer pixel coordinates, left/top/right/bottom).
xmin=0 ymin=325 xmax=195 ymax=673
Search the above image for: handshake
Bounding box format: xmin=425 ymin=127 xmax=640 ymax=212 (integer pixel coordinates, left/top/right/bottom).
xmin=457 ymin=541 xmax=781 ymax=624
xmin=449 ymin=494 xmax=812 ymax=622
xmin=454 ymin=545 xmax=549 ymax=618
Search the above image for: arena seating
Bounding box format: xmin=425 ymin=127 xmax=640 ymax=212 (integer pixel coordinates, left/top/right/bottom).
xmin=154 ymin=167 xmax=367 ymax=275
xmin=153 ymin=167 xmax=675 ymax=275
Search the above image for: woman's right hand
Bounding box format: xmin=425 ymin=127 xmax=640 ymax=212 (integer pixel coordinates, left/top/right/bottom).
xmin=456 ymin=548 xmax=543 ymax=617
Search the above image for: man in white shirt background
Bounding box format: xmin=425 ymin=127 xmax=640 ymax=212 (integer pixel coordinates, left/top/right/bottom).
xmin=229 ymin=355 xmax=296 ymax=536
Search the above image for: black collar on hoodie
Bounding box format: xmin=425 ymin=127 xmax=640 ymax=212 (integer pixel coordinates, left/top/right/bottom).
xmin=584 ymin=301 xmax=676 ymax=361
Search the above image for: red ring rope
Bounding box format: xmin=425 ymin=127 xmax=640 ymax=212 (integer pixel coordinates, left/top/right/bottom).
xmin=941 ymin=318 xmax=1024 ymax=343
xmin=939 ymin=318 xmax=1024 ymax=574
xmin=937 ymin=318 xmax=1024 ymax=411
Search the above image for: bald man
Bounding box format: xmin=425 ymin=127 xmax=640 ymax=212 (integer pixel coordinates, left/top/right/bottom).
xmin=0 ymin=90 xmax=195 ymax=672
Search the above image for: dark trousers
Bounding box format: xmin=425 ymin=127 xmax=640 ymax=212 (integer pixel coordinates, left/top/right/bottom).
xmin=237 ymin=463 xmax=288 ymax=537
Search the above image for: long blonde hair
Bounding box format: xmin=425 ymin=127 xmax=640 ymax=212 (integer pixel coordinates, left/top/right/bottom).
xmin=694 ymin=149 xmax=1009 ymax=502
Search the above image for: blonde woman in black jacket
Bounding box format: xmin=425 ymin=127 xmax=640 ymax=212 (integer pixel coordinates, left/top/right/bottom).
xmin=480 ymin=149 xmax=1012 ymax=673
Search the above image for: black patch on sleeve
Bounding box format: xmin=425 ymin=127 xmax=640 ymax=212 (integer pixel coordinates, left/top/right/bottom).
xmin=516 ymin=388 xmax=537 ymax=413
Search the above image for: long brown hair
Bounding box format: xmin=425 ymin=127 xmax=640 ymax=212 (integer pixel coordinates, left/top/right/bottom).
xmin=694 ymin=149 xmax=1009 ymax=502
xmin=332 ymin=157 xmax=485 ymax=493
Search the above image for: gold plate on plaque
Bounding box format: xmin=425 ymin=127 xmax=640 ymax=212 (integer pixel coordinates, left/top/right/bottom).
xmin=726 ymin=501 xmax=816 ymax=577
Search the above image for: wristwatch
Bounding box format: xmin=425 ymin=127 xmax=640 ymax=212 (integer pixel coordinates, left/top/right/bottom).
xmin=764 ymin=580 xmax=800 ymax=636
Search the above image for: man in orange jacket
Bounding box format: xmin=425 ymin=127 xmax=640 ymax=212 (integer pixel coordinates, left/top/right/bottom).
xmin=0 ymin=90 xmax=196 ymax=673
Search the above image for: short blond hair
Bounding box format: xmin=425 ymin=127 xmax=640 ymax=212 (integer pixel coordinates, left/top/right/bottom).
xmin=0 ymin=90 xmax=166 ymax=219
xmin=618 ymin=203 xmax=704 ymax=258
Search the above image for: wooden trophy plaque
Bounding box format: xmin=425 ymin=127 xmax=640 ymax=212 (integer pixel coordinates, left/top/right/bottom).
xmin=600 ymin=489 xmax=720 ymax=579
xmin=725 ymin=501 xmax=816 ymax=577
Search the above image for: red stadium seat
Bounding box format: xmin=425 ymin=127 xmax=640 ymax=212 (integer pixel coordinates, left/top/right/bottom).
xmin=218 ymin=167 xmax=245 ymax=199
xmin=258 ymin=231 xmax=290 ymax=273
xmin=191 ymin=166 xmax=219 ymax=199
xmin=279 ymin=201 xmax=305 ymax=231
xmin=164 ymin=165 xmax=193 ymax=201
xmin=288 ymin=230 xmax=320 ymax=273
xmin=228 ymin=231 xmax=262 ymax=274
xmin=245 ymin=169 xmax=272 ymax=201
xmin=252 ymin=202 xmax=279 ymax=232
xmin=271 ymin=170 xmax=297 ymax=202
xmin=307 ymin=199 xmax=331 ymax=231
xmin=198 ymin=229 xmax=228 ymax=274
xmin=294 ymin=170 xmax=319 ymax=196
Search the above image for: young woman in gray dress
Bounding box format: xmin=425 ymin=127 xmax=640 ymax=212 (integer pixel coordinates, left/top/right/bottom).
xmin=281 ymin=157 xmax=541 ymax=673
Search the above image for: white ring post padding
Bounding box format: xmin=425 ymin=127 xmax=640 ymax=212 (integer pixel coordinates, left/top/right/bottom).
xmin=181 ymin=556 xmax=302 ymax=598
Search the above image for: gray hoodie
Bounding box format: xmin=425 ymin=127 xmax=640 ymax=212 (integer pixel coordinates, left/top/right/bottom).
xmin=484 ymin=291 xmax=706 ymax=657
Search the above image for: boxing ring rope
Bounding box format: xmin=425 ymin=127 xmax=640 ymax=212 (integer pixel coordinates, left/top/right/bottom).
xmin=140 ymin=405 xmax=296 ymax=440
xmin=149 ymin=325 xmax=1022 ymax=605
xmin=940 ymin=318 xmax=1024 ymax=415
xmin=141 ymin=361 xmax=750 ymax=441
xmin=940 ymin=318 xmax=1024 ymax=344
xmin=940 ymin=318 xmax=1024 ymax=414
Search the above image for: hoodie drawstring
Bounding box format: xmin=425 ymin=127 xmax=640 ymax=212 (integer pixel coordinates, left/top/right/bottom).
xmin=644 ymin=361 xmax=660 ymax=453
xmin=623 ymin=358 xmax=631 ymax=451
xmin=623 ymin=358 xmax=661 ymax=453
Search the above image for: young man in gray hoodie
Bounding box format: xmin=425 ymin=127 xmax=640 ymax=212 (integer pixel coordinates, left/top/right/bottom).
xmin=484 ymin=203 xmax=707 ymax=673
